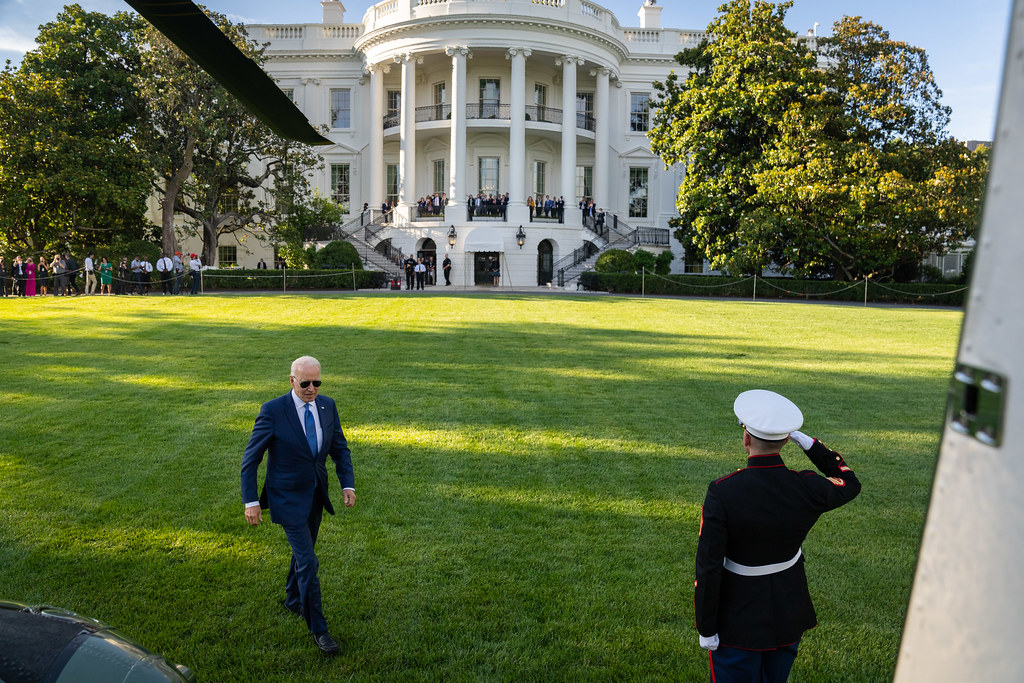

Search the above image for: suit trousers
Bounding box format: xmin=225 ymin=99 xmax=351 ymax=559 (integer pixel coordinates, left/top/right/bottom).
xmin=281 ymin=503 xmax=328 ymax=635
xmin=708 ymin=643 xmax=799 ymax=683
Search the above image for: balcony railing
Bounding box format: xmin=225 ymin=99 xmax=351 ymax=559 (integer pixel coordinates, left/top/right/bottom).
xmin=383 ymin=104 xmax=596 ymax=131
xmin=466 ymin=103 xmax=510 ymax=120
xmin=525 ymin=105 xmax=561 ymax=124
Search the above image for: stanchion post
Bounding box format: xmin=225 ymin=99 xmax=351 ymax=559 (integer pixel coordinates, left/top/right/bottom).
xmin=283 ymin=268 xmax=287 ymax=293
xmin=753 ymin=274 xmax=757 ymax=302
xmin=642 ymin=267 xmax=645 ymax=298
xmin=864 ymin=277 xmax=868 ymax=306
xmin=352 ymin=266 xmax=356 ymax=292
xmin=200 ymin=270 xmax=204 ymax=295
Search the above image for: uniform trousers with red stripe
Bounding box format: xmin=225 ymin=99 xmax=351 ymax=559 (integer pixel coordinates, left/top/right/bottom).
xmin=708 ymin=643 xmax=799 ymax=683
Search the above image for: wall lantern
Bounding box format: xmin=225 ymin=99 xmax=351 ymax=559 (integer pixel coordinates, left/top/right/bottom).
xmin=516 ymin=226 xmax=526 ymax=249
xmin=448 ymin=225 xmax=457 ymax=247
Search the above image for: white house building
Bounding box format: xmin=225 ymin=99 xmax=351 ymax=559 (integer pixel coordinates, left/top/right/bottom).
xmin=195 ymin=0 xmax=701 ymax=286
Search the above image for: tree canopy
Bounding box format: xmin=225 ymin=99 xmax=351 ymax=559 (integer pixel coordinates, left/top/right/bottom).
xmin=0 ymin=5 xmax=151 ymax=254
xmin=650 ymin=0 xmax=988 ymax=281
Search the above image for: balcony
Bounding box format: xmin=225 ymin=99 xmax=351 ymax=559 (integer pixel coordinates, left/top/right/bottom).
xmin=383 ymin=104 xmax=598 ymax=132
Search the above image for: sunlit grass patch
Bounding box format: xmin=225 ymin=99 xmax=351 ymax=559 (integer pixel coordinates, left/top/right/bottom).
xmin=0 ymin=293 xmax=960 ymax=680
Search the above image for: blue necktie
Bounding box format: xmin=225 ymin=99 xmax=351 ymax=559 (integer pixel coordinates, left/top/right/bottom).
xmin=304 ymin=403 xmax=318 ymax=456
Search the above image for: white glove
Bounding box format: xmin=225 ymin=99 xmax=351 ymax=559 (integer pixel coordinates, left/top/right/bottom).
xmin=790 ymin=430 xmax=814 ymax=450
xmin=699 ymin=633 xmax=720 ymax=651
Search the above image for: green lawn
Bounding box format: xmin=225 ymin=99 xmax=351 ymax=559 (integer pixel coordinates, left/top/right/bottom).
xmin=0 ymin=293 xmax=961 ymax=681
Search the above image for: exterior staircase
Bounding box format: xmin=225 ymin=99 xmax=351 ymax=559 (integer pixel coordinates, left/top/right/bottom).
xmin=555 ymin=215 xmax=670 ymax=288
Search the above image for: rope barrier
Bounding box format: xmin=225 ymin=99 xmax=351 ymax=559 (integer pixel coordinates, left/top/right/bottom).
xmin=643 ymin=269 xmax=754 ymax=290
xmin=752 ymin=276 xmax=865 ymax=297
xmin=869 ymin=281 xmax=969 ymax=297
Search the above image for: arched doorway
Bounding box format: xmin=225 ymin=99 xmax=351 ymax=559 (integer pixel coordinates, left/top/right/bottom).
xmin=418 ymin=238 xmax=437 ymax=285
xmin=537 ymin=239 xmax=554 ymax=285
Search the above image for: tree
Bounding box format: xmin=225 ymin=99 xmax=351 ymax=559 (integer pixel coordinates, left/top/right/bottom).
xmin=651 ymin=2 xmax=989 ymax=280
xmin=0 ymin=6 xmax=150 ymax=254
xmin=650 ymin=0 xmax=814 ymax=275
xmin=136 ymin=11 xmax=326 ymax=264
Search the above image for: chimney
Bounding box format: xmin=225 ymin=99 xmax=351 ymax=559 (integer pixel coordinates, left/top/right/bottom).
xmin=637 ymin=0 xmax=662 ymax=29
xmin=322 ymin=0 xmax=346 ymax=24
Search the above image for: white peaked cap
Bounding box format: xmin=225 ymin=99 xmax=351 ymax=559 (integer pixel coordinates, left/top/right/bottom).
xmin=733 ymin=390 xmax=803 ymax=441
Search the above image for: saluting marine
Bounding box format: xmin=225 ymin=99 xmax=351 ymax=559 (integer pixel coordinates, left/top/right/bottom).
xmin=695 ymin=390 xmax=861 ymax=682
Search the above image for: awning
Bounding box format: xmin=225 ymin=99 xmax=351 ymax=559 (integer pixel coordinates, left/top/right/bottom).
xmin=462 ymin=227 xmax=505 ymax=252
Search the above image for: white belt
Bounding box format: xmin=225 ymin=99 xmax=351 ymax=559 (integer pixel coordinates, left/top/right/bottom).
xmin=723 ymin=548 xmax=802 ymax=577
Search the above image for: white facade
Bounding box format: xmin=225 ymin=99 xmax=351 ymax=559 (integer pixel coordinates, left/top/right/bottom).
xmin=212 ymin=0 xmax=699 ymax=284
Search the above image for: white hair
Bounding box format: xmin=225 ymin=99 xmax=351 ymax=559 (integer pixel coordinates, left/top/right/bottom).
xmin=290 ymin=356 xmax=321 ymax=375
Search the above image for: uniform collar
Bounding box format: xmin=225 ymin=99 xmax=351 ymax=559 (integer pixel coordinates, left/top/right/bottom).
xmin=746 ymin=453 xmax=785 ymax=468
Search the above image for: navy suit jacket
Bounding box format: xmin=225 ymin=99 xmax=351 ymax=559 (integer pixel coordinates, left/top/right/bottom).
xmin=241 ymin=392 xmax=354 ymax=526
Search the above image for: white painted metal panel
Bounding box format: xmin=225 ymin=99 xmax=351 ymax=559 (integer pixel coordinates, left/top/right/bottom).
xmin=895 ymin=1 xmax=1024 ymax=679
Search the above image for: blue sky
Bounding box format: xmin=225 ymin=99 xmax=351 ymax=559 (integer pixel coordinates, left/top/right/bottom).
xmin=0 ymin=0 xmax=1011 ymax=141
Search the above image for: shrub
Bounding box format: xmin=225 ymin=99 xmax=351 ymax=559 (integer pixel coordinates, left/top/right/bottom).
xmin=595 ymin=249 xmax=635 ymax=273
xmin=313 ymin=240 xmax=363 ymax=270
xmin=654 ymin=249 xmax=674 ymax=275
xmin=633 ymin=249 xmax=656 ymax=273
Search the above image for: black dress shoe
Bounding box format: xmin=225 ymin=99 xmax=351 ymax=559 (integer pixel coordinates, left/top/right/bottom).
xmin=312 ymin=631 xmax=340 ymax=655
xmin=281 ymin=600 xmax=301 ymax=616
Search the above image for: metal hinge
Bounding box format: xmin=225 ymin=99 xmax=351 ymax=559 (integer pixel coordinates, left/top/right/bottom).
xmin=948 ymin=364 xmax=1006 ymax=447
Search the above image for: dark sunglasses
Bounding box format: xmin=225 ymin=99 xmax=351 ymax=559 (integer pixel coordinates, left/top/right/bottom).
xmin=296 ymin=380 xmax=321 ymax=388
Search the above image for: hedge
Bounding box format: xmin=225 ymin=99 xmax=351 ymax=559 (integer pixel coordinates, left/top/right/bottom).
xmin=200 ymin=268 xmax=389 ymax=291
xmin=578 ymin=272 xmax=966 ymax=307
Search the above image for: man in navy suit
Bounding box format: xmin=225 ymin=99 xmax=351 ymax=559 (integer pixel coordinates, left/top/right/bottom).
xmin=241 ymin=356 xmax=356 ymax=656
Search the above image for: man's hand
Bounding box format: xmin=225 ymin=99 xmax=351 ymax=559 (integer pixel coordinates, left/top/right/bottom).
xmin=244 ymin=505 xmax=263 ymax=526
xmin=343 ymin=489 xmax=356 ymax=507
xmin=790 ymin=430 xmax=815 ymax=451
xmin=699 ymin=633 xmax=719 ymax=651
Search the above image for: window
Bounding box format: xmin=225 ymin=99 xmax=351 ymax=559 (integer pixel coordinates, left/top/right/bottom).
xmin=331 ymin=164 xmax=350 ymax=209
xmin=432 ymin=81 xmax=448 ymax=120
xmin=385 ymin=89 xmax=401 ymax=128
xmin=576 ymin=166 xmax=593 ymax=203
xmin=281 ymin=88 xmax=295 ymax=103
xmin=576 ymin=92 xmax=594 ymax=131
xmin=386 ymin=164 xmax=399 ymax=207
xmin=433 ymin=159 xmax=446 ymax=194
xmin=218 ymin=245 xmax=237 ymax=267
xmin=479 ymin=78 xmax=500 ymax=118
xmin=330 ymin=88 xmax=351 ymax=128
xmin=629 ymin=167 xmax=649 ymax=218
xmin=218 ymin=188 xmax=239 ymax=214
xmin=533 ymin=160 xmax=546 ymax=199
xmin=479 ymin=157 xmax=499 ymax=195
xmin=534 ymin=84 xmax=547 ymax=107
xmin=630 ymin=93 xmax=649 ymax=132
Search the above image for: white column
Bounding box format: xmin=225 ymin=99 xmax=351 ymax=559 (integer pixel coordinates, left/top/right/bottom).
xmin=397 ymin=53 xmax=418 ymax=222
xmin=560 ymin=55 xmax=581 ymax=225
xmin=446 ymin=46 xmax=470 ymax=215
xmin=507 ymin=47 xmax=530 ymax=224
xmin=368 ymin=64 xmax=384 ymax=209
xmin=593 ymin=67 xmax=610 ymax=214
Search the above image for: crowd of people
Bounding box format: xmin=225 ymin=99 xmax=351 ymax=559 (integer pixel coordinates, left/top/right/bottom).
xmin=416 ymin=193 xmax=448 ymax=217
xmin=1 ymin=251 xmax=205 ymax=297
xmin=467 ymin=192 xmax=510 ymax=219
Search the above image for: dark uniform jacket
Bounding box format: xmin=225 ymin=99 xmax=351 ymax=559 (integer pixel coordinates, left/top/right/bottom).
xmin=695 ymin=440 xmax=860 ymax=650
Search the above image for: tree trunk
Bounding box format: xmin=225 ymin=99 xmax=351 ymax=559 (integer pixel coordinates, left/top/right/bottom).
xmin=161 ymin=133 xmax=196 ymax=256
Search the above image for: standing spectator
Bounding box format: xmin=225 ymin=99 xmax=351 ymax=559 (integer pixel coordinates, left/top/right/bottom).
xmin=99 ymin=257 xmax=113 ymax=295
xmin=442 ymin=253 xmax=452 ymax=286
xmin=189 ymin=253 xmax=203 ymax=294
xmin=115 ymin=258 xmax=129 ymax=295
xmin=25 ymin=257 xmax=37 ymax=296
xmin=53 ymin=255 xmax=67 ymax=296
xmin=65 ymin=253 xmax=81 ymax=295
xmin=142 ymin=256 xmax=154 ymax=294
xmin=36 ymin=256 xmax=50 ymax=296
xmin=404 ymin=255 xmax=416 ymax=290
xmin=12 ymin=256 xmax=26 ymax=296
xmin=0 ymin=256 xmax=8 ymax=296
xmin=156 ymin=252 xmax=173 ymax=294
xmin=414 ymin=257 xmax=426 ymax=290
xmin=257 ymin=258 xmax=268 ymax=270
xmin=173 ymin=252 xmax=184 ymax=294
xmin=490 ymin=258 xmax=500 ymax=286
xmin=84 ymin=252 xmax=97 ymax=294
xmin=526 ymin=195 xmax=535 ymax=220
